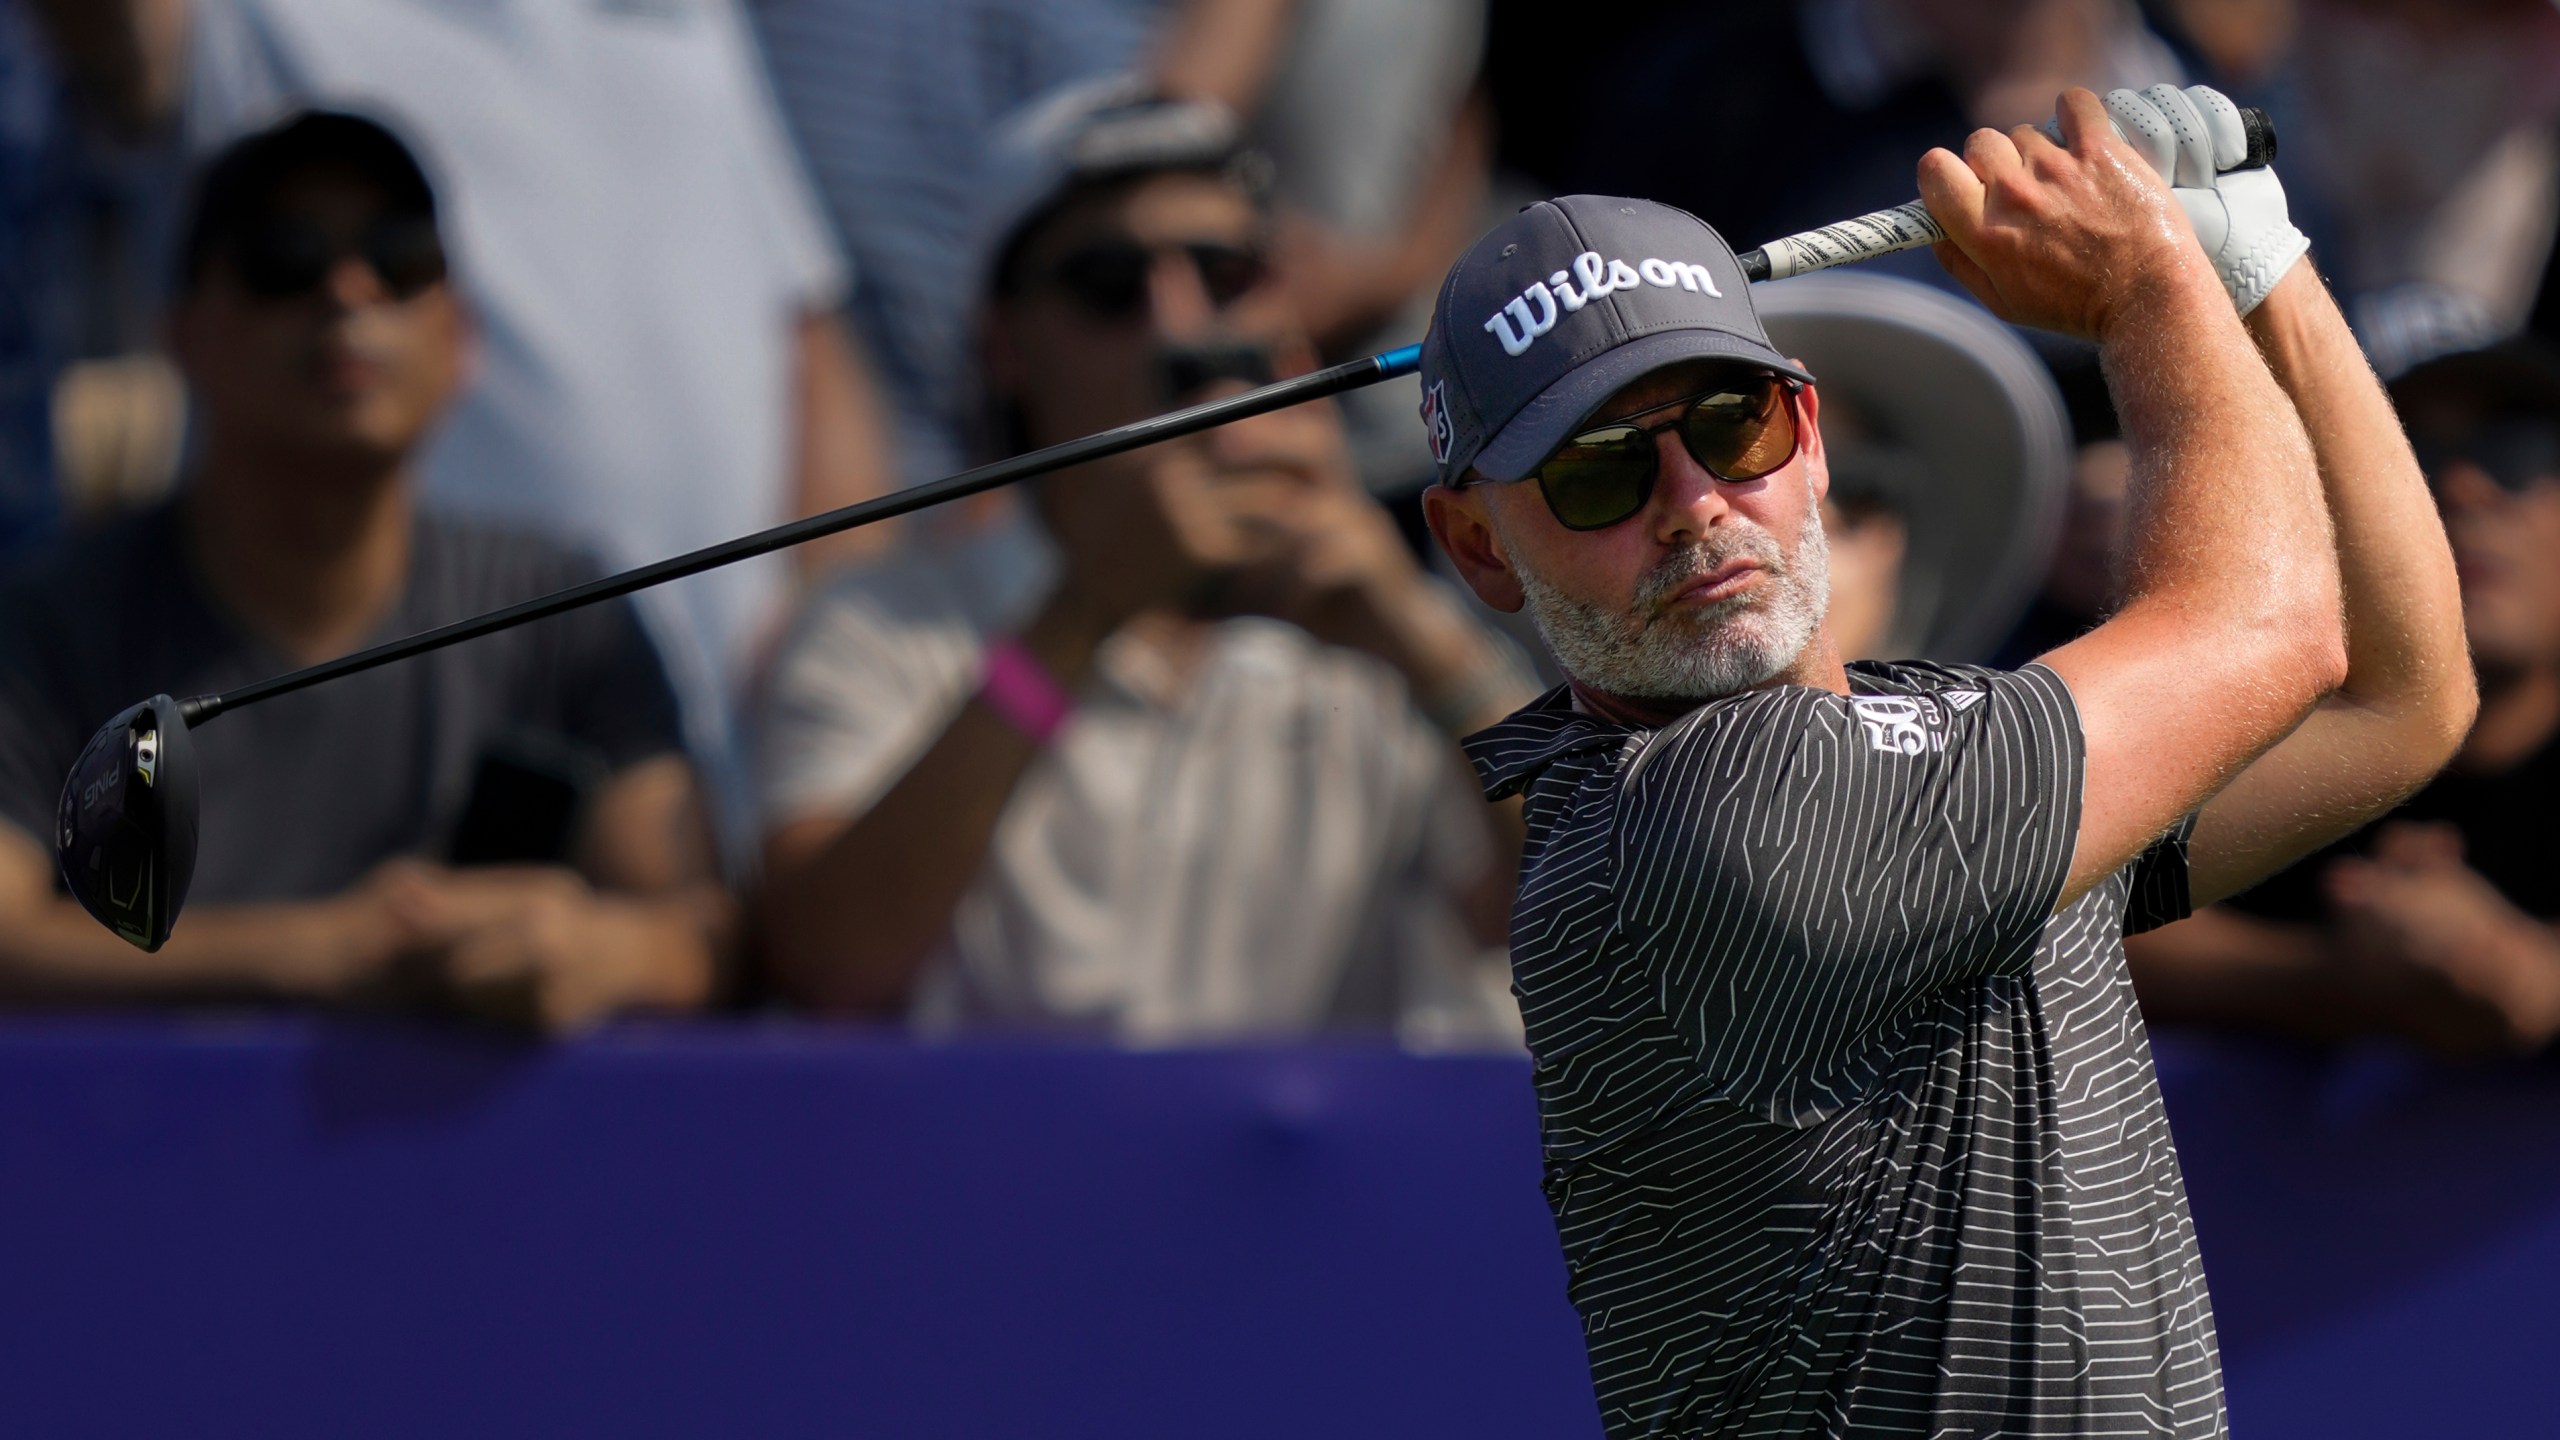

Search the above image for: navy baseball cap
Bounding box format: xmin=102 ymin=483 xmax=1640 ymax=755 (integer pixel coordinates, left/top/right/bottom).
xmin=1418 ymin=195 xmax=1813 ymax=487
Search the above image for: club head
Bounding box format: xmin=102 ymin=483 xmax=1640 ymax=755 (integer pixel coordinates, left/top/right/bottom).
xmin=56 ymin=695 xmax=200 ymax=952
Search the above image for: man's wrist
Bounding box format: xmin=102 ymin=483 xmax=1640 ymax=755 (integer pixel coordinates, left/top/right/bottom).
xmin=2097 ymin=252 xmax=2230 ymax=347
xmin=1019 ymin=584 xmax=1121 ymax=691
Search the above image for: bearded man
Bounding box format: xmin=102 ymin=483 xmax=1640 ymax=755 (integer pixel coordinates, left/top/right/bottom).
xmin=1418 ymin=87 xmax=2475 ymax=1437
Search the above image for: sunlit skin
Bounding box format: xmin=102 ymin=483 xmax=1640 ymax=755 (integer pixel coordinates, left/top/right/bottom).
xmin=1423 ymin=358 xmax=1849 ymax=709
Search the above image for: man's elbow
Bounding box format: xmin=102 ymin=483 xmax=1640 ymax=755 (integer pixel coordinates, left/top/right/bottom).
xmin=2270 ymin=597 xmax=2350 ymax=712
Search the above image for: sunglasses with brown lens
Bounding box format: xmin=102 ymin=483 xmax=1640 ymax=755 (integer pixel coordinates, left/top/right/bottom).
xmin=1504 ymin=372 xmax=1802 ymax=531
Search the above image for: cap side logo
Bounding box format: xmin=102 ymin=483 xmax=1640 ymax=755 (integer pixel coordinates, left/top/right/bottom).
xmin=1421 ymin=380 xmax=1455 ymax=465
xmin=1483 ymin=251 xmax=1723 ymax=357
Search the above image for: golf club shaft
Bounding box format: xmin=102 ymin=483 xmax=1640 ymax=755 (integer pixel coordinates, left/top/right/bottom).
xmin=180 ymin=344 xmax=1425 ymax=726
xmin=188 ymin=131 xmax=2263 ymax=732
xmin=1737 ymin=103 xmax=2278 ymax=283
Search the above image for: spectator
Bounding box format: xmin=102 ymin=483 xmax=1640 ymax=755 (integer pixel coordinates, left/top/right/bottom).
xmin=2282 ymin=0 xmax=2560 ymax=377
xmin=30 ymin=0 xmax=902 ymax=833
xmin=0 ymin=113 xmax=727 ymax=1032
xmin=2127 ymin=339 xmax=2560 ymax=1056
xmin=1753 ymin=271 xmax=2073 ymax=661
xmin=753 ymin=0 xmax=1489 ymax=495
xmin=753 ymin=92 xmax=1532 ymax=1043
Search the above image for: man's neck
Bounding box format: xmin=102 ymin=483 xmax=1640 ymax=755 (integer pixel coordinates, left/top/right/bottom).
xmin=182 ymin=436 xmax=415 ymax=666
xmin=2459 ymin=662 xmax=2560 ymax=775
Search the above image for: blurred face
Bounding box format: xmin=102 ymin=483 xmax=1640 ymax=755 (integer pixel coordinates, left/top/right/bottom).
xmin=987 ymin=172 xmax=1283 ymax=447
xmin=2407 ymin=401 xmax=2560 ymax=673
xmin=1428 ymin=360 xmax=1835 ymax=702
xmin=169 ymin=164 xmax=468 ymax=467
xmin=1821 ymin=498 xmax=1907 ymax=661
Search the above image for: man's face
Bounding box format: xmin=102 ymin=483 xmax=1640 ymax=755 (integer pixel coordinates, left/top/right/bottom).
xmin=1426 ymin=359 xmax=1835 ymax=701
xmin=2408 ymin=400 xmax=2560 ymax=673
xmin=169 ymin=164 xmax=467 ymax=466
xmin=987 ymin=172 xmax=1285 ymax=448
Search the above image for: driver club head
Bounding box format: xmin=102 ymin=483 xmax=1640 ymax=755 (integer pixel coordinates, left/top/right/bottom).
xmin=56 ymin=695 xmax=200 ymax=952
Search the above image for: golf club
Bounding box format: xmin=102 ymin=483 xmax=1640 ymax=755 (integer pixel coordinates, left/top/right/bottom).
xmin=55 ymin=109 xmax=2276 ymax=950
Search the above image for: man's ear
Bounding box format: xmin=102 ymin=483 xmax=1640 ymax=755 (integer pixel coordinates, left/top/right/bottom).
xmin=1795 ymin=378 xmax=1829 ymax=505
xmin=1422 ymin=482 xmax=1526 ymax=613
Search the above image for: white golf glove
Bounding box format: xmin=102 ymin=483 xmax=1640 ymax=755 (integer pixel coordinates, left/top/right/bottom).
xmin=2100 ymin=83 xmax=2308 ymax=315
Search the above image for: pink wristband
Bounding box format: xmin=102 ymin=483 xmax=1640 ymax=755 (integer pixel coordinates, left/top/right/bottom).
xmin=978 ymin=637 xmax=1075 ymax=746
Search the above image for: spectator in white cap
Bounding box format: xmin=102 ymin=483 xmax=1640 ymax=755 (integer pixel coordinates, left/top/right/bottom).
xmin=751 ymin=87 xmax=1533 ymax=1043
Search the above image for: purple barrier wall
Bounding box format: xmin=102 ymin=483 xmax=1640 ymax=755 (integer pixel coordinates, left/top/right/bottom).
xmin=0 ymin=1018 xmax=2553 ymax=1438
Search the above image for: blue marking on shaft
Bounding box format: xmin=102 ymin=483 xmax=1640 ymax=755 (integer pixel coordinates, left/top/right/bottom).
xmin=1375 ymin=344 xmax=1423 ymax=378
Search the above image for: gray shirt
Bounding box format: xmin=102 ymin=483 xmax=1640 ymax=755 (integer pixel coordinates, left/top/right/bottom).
xmin=0 ymin=504 xmax=684 ymax=903
xmin=754 ymin=517 xmax=1521 ymax=1045
xmin=1465 ymin=663 xmax=2219 ymax=1438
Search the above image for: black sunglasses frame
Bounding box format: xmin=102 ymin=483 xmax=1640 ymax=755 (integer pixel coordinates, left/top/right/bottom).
xmin=1036 ymin=237 xmax=1272 ymax=322
xmin=1458 ymin=374 xmax=1806 ymax=533
xmin=2412 ymin=418 xmax=2560 ymax=497
xmin=227 ymin=213 xmax=448 ymax=303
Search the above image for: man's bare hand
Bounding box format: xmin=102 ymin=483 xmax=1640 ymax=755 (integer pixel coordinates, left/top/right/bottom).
xmin=2324 ymin=822 xmax=2560 ymax=1057
xmin=1917 ymin=88 xmax=2215 ymax=341
xmin=381 ymin=865 xmax=713 ymax=1034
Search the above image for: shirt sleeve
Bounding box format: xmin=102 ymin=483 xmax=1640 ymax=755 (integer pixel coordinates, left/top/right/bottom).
xmin=2123 ymin=813 xmax=2198 ymax=936
xmin=751 ymin=568 xmax=980 ymax=833
xmin=0 ymin=614 xmax=70 ymax=848
xmin=531 ymin=552 xmax=688 ymax=776
xmin=710 ymin=0 xmax=851 ymax=309
xmin=1610 ymin=663 xmax=2083 ymax=1122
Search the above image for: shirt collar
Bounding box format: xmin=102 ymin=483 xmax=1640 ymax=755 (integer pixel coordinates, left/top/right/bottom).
xmin=1461 ymin=684 xmax=1638 ymax=801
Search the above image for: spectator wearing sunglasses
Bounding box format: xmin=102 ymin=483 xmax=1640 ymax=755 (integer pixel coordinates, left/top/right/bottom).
xmin=0 ymin=113 xmax=730 ymax=1032
xmin=750 ymin=88 xmax=1535 ymax=1043
xmin=28 ymin=0 xmax=902 ymax=855
xmin=2128 ymin=338 xmax=2560 ymax=1056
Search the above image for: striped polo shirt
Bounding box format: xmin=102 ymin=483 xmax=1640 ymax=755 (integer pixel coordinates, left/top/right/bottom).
xmin=1466 ymin=660 xmax=2221 ymax=1438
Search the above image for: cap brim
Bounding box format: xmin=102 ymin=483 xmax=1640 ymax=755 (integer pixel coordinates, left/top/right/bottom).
xmin=1472 ymin=328 xmax=1815 ymax=483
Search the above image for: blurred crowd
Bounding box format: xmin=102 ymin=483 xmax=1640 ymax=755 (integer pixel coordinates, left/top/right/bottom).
xmin=0 ymin=0 xmax=2555 ymax=1058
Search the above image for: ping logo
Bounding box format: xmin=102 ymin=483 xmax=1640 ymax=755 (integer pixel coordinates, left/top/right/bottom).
xmin=1484 ymin=251 xmax=1723 ymax=357
xmin=1851 ymin=689 xmax=1985 ymax=756
xmin=1420 ymin=380 xmax=1455 ymax=465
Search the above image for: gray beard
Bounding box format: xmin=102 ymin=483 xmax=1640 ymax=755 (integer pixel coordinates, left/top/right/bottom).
xmin=1514 ymin=503 xmax=1830 ymax=703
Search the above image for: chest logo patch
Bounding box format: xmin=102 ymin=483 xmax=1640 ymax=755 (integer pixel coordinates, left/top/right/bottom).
xmin=1851 ymin=689 xmax=1985 ymax=755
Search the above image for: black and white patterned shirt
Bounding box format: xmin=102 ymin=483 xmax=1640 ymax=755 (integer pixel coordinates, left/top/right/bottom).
xmin=1465 ymin=661 xmax=2220 ymax=1439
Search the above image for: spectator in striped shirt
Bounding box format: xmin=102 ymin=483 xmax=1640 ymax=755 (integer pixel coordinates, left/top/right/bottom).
xmin=1413 ymin=87 xmax=2472 ymax=1437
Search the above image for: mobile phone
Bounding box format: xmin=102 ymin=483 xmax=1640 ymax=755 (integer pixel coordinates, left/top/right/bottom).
xmin=1156 ymin=339 xmax=1274 ymax=405
xmin=447 ymin=732 xmax=607 ymax=867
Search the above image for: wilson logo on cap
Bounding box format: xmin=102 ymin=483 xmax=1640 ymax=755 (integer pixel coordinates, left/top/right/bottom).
xmin=1483 ymin=251 xmax=1725 ymax=357
xmin=1420 ymin=380 xmax=1455 ymax=465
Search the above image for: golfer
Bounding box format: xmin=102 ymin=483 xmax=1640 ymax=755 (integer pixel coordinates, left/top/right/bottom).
xmin=1417 ymin=87 xmax=2474 ymax=1436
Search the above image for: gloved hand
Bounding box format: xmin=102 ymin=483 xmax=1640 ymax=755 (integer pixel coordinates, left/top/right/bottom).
xmin=2101 ymin=84 xmax=2308 ymax=315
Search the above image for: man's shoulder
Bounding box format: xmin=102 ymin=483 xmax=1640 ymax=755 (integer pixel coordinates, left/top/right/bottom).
xmin=0 ymin=506 xmax=185 ymax=663
xmin=405 ymin=510 xmax=615 ymax=610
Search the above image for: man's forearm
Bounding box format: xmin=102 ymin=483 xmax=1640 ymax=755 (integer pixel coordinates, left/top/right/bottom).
xmin=2042 ymin=257 xmax=2343 ymax=901
xmin=0 ymin=896 xmax=385 ymax=1006
xmin=758 ymin=593 xmax=1117 ymax=1013
xmin=2181 ymin=267 xmax=2476 ymax=903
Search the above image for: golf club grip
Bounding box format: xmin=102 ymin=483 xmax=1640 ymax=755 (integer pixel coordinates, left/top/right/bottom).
xmin=181 ymin=344 xmax=1426 ymax=726
xmin=1737 ymin=104 xmax=2276 ymax=283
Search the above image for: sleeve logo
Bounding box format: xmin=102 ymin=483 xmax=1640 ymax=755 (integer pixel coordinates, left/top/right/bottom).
xmin=1851 ymin=689 xmax=1985 ymax=755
